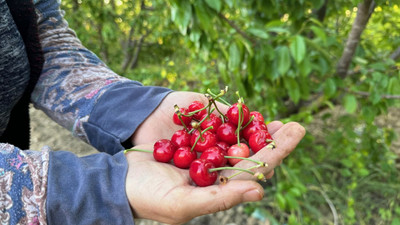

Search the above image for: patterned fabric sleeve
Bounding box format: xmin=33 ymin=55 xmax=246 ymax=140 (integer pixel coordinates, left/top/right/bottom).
xmin=31 ymin=0 xmax=171 ymax=154
xmin=0 ymin=143 xmax=49 ymax=225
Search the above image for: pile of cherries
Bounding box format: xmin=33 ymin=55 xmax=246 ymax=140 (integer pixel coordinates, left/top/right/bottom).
xmin=130 ymin=90 xmax=275 ymax=186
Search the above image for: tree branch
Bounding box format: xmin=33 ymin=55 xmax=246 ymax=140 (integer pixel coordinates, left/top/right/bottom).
xmin=390 ymin=46 xmax=400 ymax=61
xmin=345 ymin=88 xmax=400 ymax=99
xmin=217 ymin=12 xmax=256 ymax=45
xmin=336 ymin=0 xmax=376 ymax=78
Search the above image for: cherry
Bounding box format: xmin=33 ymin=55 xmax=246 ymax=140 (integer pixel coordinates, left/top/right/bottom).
xmin=189 ymin=159 xmax=218 ymax=187
xmin=188 ymin=101 xmax=207 ymax=121
xmin=200 ymin=114 xmax=222 ymax=133
xmin=250 ymin=111 xmax=265 ymax=122
xmin=173 ymin=146 xmax=197 ymax=169
xmin=227 ymin=143 xmax=250 ymax=166
xmin=215 ymin=141 xmax=230 ymax=153
xmin=216 ymin=122 xmax=238 ymax=145
xmin=172 ymin=107 xmax=192 ymax=127
xmin=153 ymin=139 xmax=176 ymax=163
xmin=200 ymin=146 xmax=227 ymax=167
xmin=249 ymin=130 xmax=273 ymax=153
xmin=190 ymin=130 xmax=217 ymax=152
xmin=242 ymin=120 xmax=268 ymax=141
xmin=171 ymin=129 xmax=191 ymax=148
xmin=226 ymin=103 xmax=250 ymax=127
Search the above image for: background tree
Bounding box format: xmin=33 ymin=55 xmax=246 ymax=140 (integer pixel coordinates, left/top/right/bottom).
xmin=62 ymin=0 xmax=400 ymax=224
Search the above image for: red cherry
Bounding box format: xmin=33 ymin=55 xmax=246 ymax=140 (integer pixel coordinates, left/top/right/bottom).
xmin=153 ymin=139 xmax=176 ymax=163
xmin=172 ymin=107 xmax=193 ymax=127
xmin=249 ymin=130 xmax=273 ymax=153
xmin=190 ymin=130 xmax=217 ymax=152
xmin=173 ymin=146 xmax=197 ymax=169
xmin=227 ymin=143 xmax=250 ymax=166
xmin=242 ymin=120 xmax=268 ymax=141
xmin=188 ymin=101 xmax=207 ymax=121
xmin=200 ymin=114 xmax=222 ymax=133
xmin=200 ymin=146 xmax=227 ymax=167
xmin=226 ymin=103 xmax=250 ymax=127
xmin=250 ymin=111 xmax=265 ymax=122
xmin=189 ymin=159 xmax=218 ymax=187
xmin=215 ymin=141 xmax=230 ymax=153
xmin=216 ymin=122 xmax=238 ymax=145
xmin=171 ymin=129 xmax=191 ymax=148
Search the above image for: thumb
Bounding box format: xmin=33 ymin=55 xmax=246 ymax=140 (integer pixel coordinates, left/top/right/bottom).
xmin=183 ymin=180 xmax=264 ymax=217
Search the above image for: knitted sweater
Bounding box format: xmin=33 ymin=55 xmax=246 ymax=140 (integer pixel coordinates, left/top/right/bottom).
xmin=0 ymin=0 xmax=171 ymax=224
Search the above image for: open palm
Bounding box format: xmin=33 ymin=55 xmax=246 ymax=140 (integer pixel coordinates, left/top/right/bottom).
xmin=125 ymin=121 xmax=305 ymax=224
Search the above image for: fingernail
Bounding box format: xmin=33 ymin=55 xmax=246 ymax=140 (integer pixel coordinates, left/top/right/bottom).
xmin=243 ymin=189 xmax=263 ymax=202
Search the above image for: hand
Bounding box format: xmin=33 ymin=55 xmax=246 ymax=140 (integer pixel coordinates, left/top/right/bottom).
xmin=124 ymin=121 xmax=305 ymax=224
xmin=131 ymin=91 xmax=228 ymax=145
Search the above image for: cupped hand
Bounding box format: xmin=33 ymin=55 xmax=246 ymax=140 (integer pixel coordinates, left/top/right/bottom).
xmin=124 ymin=121 xmax=305 ymax=224
xmin=131 ymin=91 xmax=228 ymax=146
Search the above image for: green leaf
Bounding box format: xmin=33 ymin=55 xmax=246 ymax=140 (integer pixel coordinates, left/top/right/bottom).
xmin=290 ymin=35 xmax=306 ymax=64
xmin=324 ymin=78 xmax=336 ymax=98
xmin=247 ymin=28 xmax=269 ymax=39
xmin=284 ymin=77 xmax=300 ymax=104
xmin=171 ymin=0 xmax=192 ymax=35
xmin=276 ymin=46 xmax=291 ymax=75
xmin=343 ymin=94 xmax=357 ymax=113
xmin=228 ymin=42 xmax=240 ymax=71
xmin=205 ymin=0 xmax=221 ymax=12
xmin=310 ymin=25 xmax=326 ymax=42
xmin=194 ymin=1 xmax=214 ymax=36
xmin=388 ymin=77 xmax=400 ymax=94
xmin=276 ymin=193 xmax=286 ymax=210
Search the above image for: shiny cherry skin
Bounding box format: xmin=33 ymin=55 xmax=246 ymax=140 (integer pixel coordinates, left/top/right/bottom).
xmin=153 ymin=139 xmax=176 ymax=163
xmin=200 ymin=146 xmax=227 ymax=167
xmin=216 ymin=122 xmax=238 ymax=145
xmin=171 ymin=129 xmax=191 ymax=148
xmin=249 ymin=130 xmax=273 ymax=153
xmin=173 ymin=146 xmax=197 ymax=169
xmin=200 ymin=114 xmax=222 ymax=133
xmin=188 ymin=101 xmax=207 ymax=121
xmin=215 ymin=141 xmax=230 ymax=153
xmin=242 ymin=120 xmax=268 ymax=141
xmin=227 ymin=143 xmax=250 ymax=166
xmin=190 ymin=130 xmax=217 ymax=152
xmin=225 ymin=103 xmax=250 ymax=127
xmin=172 ymin=107 xmax=193 ymax=127
xmin=250 ymin=111 xmax=265 ymax=122
xmin=189 ymin=159 xmax=218 ymax=187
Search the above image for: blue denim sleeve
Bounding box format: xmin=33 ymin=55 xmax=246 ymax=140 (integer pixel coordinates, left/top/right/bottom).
xmin=32 ymin=0 xmax=172 ymax=154
xmin=46 ymin=150 xmax=134 ymax=225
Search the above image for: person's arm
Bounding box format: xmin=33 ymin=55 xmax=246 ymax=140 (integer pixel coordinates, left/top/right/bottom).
xmin=0 ymin=143 xmax=134 ymax=224
xmin=31 ymin=0 xmax=172 ymax=154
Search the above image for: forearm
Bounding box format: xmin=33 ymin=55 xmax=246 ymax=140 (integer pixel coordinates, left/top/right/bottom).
xmin=31 ymin=0 xmax=171 ymax=154
xmin=0 ymin=143 xmax=134 ymax=225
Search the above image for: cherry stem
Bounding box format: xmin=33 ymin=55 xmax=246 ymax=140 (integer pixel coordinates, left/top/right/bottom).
xmin=197 ymin=108 xmax=215 ymax=127
xmin=124 ymin=148 xmax=153 ymax=154
xmin=236 ymin=102 xmax=243 ymax=146
xmin=209 ymin=166 xmax=255 ymax=175
xmin=224 ymin=156 xmax=267 ymax=167
xmin=226 ymin=164 xmax=262 ymax=180
xmin=207 ymin=89 xmax=231 ymax=107
xmin=241 ymin=115 xmax=254 ymax=130
xmin=190 ymin=126 xmax=214 ymax=152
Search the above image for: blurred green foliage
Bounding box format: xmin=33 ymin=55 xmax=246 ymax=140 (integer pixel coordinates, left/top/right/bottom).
xmin=61 ymin=0 xmax=400 ymax=224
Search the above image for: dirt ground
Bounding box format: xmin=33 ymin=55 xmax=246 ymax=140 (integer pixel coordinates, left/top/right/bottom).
xmin=29 ymin=105 xmax=400 ymax=225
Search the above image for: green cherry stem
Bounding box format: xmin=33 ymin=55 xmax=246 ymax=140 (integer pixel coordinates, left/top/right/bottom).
xmin=226 ymin=164 xmax=263 ymax=180
xmin=124 ymin=148 xmax=153 ymax=154
xmin=190 ymin=126 xmax=214 ymax=152
xmin=236 ymin=102 xmax=243 ymax=146
xmin=209 ymin=166 xmax=255 ymax=175
xmin=241 ymin=115 xmax=254 ymax=130
xmin=224 ymin=155 xmax=267 ymax=167
xmin=207 ymin=89 xmax=231 ymax=106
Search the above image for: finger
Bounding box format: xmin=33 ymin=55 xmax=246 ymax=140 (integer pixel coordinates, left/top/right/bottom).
xmin=267 ymin=120 xmax=284 ymax=135
xmin=222 ymin=122 xmax=306 ymax=180
xmin=181 ymin=180 xmax=263 ymax=219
